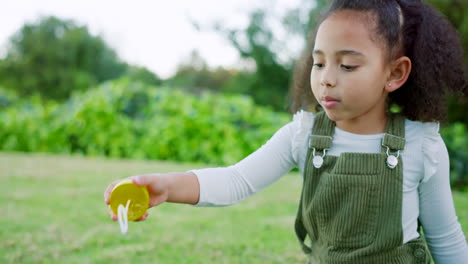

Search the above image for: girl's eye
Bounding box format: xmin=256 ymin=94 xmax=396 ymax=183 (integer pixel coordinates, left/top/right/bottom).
xmin=313 ymin=63 xmax=324 ymax=69
xmin=341 ymin=65 xmax=358 ymax=71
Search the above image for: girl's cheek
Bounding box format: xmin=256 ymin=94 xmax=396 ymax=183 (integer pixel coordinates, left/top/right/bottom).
xmin=310 ymin=70 xmax=318 ymax=86
xmin=310 ymin=81 xmax=320 ymax=101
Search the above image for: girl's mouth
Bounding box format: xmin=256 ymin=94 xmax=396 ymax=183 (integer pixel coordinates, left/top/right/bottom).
xmin=322 ymin=96 xmax=340 ymax=109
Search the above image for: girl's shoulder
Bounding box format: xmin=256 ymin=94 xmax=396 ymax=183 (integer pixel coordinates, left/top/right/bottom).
xmin=289 ymin=110 xmax=316 ymax=163
xmin=292 ymin=110 xmax=316 ymax=131
xmin=405 ymin=119 xmax=444 ymax=183
xmin=404 ymin=118 xmax=440 ymax=138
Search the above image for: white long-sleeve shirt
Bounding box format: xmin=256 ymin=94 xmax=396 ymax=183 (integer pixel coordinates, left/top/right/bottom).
xmin=189 ymin=110 xmax=468 ymax=263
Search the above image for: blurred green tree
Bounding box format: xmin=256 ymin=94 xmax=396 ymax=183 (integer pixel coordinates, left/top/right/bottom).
xmin=0 ymin=16 xmax=127 ymax=100
xmin=167 ymin=50 xmax=234 ymax=94
xmin=218 ymin=10 xmax=291 ymax=111
xmin=125 ymin=65 xmax=162 ymax=87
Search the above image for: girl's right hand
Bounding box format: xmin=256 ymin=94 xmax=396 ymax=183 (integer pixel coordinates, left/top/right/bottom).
xmin=103 ymin=173 xmax=170 ymax=222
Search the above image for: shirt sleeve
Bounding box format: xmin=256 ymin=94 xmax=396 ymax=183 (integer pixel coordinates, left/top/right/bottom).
xmin=189 ymin=121 xmax=298 ymax=207
xmin=418 ymin=123 xmax=468 ymax=263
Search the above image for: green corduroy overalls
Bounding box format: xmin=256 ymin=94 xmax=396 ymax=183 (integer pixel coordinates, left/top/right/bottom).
xmin=294 ymin=111 xmax=431 ymax=264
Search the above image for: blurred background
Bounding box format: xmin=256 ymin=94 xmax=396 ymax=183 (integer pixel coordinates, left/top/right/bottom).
xmin=0 ymin=0 xmax=466 ymax=263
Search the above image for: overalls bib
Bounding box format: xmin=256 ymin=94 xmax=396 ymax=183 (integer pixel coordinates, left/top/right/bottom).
xmin=294 ymin=111 xmax=431 ymax=264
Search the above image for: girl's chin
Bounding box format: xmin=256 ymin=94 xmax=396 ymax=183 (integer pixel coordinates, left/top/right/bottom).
xmin=322 ymin=109 xmax=338 ymax=120
xmin=322 ymin=109 xmax=347 ymax=122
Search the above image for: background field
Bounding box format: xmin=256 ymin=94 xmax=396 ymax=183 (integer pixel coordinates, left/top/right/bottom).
xmin=1 ymin=152 xmax=467 ymax=264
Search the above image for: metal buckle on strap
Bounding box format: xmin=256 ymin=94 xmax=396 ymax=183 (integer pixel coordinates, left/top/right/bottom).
xmin=384 ymin=146 xmax=400 ymax=169
xmin=381 ymin=133 xmax=404 ymax=169
xmin=308 ymin=135 xmax=332 ymax=169
xmin=312 ymin=148 xmax=328 ymax=169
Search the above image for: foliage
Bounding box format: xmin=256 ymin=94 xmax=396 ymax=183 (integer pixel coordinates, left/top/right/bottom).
xmin=0 ymin=16 xmax=127 ymax=100
xmin=210 ymin=10 xmax=293 ymax=111
xmin=125 ymin=65 xmax=162 ymax=87
xmin=166 ymin=51 xmax=234 ymax=94
xmin=441 ymin=123 xmax=468 ymax=190
xmin=0 ymin=86 xmax=18 ymax=110
xmin=0 ymin=79 xmax=290 ymax=165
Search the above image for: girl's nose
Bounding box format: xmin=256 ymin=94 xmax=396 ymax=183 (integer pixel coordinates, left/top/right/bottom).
xmin=320 ymin=67 xmax=337 ymax=88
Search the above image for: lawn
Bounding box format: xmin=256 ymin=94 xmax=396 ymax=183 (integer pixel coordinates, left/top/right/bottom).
xmin=0 ymin=152 xmax=467 ymax=263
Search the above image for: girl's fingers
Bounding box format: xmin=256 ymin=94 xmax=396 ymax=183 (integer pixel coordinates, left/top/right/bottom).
xmin=132 ymin=175 xmax=150 ymax=186
xmin=135 ymin=211 xmax=149 ymax=222
xmin=104 ymin=179 xmax=123 ymax=204
xmin=108 ymin=209 xmax=118 ymax=221
xmin=131 ymin=174 xmax=154 ymax=186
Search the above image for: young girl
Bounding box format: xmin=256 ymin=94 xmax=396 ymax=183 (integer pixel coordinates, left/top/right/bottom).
xmin=104 ymin=0 xmax=468 ymax=262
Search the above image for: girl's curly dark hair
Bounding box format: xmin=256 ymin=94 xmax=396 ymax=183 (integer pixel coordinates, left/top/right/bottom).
xmin=289 ymin=0 xmax=467 ymax=122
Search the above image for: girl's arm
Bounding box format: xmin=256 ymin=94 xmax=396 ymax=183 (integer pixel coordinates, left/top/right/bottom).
xmin=104 ymin=119 xmax=299 ymax=217
xmin=188 ymin=121 xmax=297 ymax=207
xmin=104 ymin=172 xmax=200 ymax=220
xmin=134 ymin=172 xmax=201 ymax=205
xmin=418 ymin=134 xmax=468 ymax=263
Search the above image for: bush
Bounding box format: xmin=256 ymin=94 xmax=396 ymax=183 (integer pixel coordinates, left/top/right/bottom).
xmin=0 ymin=79 xmax=290 ymax=165
xmin=0 ymin=86 xmax=18 ymax=110
xmin=441 ymin=123 xmax=468 ymax=190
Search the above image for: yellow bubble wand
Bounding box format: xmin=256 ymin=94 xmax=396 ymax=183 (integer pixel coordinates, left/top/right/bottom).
xmin=108 ymin=179 xmax=149 ymax=234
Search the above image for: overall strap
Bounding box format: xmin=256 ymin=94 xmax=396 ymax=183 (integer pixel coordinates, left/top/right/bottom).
xmin=295 ymin=196 xmax=312 ymax=254
xmin=296 ymin=111 xmax=334 ymax=254
xmin=381 ymin=114 xmax=406 ymax=152
xmin=309 ymin=111 xmax=335 ymax=150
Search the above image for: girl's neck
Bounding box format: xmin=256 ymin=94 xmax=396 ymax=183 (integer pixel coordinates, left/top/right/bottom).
xmin=335 ymin=111 xmax=388 ymax=135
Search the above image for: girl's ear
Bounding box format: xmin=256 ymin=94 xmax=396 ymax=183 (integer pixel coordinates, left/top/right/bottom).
xmin=385 ymin=56 xmax=412 ymax=93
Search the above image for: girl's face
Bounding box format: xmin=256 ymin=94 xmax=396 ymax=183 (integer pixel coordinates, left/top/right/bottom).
xmin=311 ymin=10 xmax=391 ymax=133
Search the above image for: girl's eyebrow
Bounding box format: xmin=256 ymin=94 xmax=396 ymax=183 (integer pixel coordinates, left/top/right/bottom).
xmin=313 ymin=49 xmax=365 ymax=57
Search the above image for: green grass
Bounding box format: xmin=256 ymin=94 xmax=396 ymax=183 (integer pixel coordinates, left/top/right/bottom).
xmin=0 ymin=152 xmax=467 ymax=264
